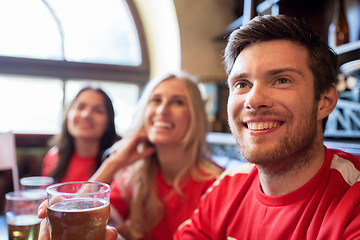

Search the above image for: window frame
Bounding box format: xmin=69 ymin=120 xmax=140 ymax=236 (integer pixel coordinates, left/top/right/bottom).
xmin=0 ymin=0 xmax=149 ymax=85
xmin=0 ymin=0 xmax=149 ymax=146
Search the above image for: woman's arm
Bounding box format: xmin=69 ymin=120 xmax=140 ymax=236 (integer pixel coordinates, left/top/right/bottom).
xmin=89 ymin=129 xmax=156 ymax=184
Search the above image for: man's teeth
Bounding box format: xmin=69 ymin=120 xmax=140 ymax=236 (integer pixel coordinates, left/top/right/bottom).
xmin=247 ymin=122 xmax=280 ymax=130
xmin=153 ymin=121 xmax=172 ymax=129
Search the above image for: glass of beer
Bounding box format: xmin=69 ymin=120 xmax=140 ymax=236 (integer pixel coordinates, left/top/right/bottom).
xmin=5 ymin=189 xmax=44 ymax=240
xmin=46 ymin=181 xmax=111 ymax=240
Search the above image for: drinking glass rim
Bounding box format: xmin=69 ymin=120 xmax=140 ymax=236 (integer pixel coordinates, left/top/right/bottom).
xmin=46 ymin=181 xmax=110 ymax=196
xmin=5 ymin=189 xmax=46 ymax=201
xmin=20 ymin=176 xmax=54 ymax=186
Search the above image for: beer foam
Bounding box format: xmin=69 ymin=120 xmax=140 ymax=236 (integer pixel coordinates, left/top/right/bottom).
xmin=48 ymin=198 xmax=109 ymax=212
xmin=6 ymin=214 xmax=42 ymax=226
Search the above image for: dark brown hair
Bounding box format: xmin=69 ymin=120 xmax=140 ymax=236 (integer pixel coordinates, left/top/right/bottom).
xmin=224 ymin=15 xmax=338 ymax=101
xmin=50 ymin=86 xmax=119 ymax=182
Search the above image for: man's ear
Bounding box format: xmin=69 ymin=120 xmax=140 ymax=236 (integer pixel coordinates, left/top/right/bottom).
xmin=317 ymin=83 xmax=338 ymax=121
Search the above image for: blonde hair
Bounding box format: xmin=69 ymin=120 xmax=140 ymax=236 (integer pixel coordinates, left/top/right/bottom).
xmin=115 ymin=73 xmax=222 ymax=239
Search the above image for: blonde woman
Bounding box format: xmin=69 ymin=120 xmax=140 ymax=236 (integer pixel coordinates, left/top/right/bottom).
xmin=38 ymin=73 xmax=223 ymax=240
xmin=90 ymin=73 xmax=223 ymax=239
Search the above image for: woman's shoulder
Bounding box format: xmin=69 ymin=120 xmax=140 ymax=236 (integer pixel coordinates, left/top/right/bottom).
xmin=46 ymin=146 xmax=59 ymax=156
xmin=42 ymin=147 xmax=59 ymax=176
xmin=43 ymin=147 xmax=59 ymax=161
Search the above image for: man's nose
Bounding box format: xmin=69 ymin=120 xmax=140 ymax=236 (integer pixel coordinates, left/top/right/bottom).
xmin=244 ymin=84 xmax=272 ymax=111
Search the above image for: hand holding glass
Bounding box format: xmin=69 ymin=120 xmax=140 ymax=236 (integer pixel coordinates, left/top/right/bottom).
xmin=46 ymin=181 xmax=111 ymax=240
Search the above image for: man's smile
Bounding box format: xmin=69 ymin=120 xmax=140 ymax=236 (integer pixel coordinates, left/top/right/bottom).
xmin=245 ymin=121 xmax=283 ymax=130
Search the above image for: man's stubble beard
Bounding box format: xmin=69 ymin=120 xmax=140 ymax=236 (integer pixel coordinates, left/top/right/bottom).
xmin=230 ymin=106 xmax=319 ymax=175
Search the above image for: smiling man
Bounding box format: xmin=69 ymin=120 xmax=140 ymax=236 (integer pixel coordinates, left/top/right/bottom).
xmin=175 ymin=15 xmax=360 ymax=239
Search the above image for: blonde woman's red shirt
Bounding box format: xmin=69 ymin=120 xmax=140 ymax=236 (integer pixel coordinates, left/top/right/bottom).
xmin=110 ymin=168 xmax=217 ymax=240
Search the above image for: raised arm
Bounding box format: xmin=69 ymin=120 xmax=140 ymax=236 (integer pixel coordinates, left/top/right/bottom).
xmin=89 ymin=129 xmax=156 ymax=184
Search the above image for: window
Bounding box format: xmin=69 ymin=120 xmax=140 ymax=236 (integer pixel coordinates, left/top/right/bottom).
xmin=0 ymin=76 xmax=140 ymax=135
xmin=0 ymin=0 xmax=143 ymax=66
xmin=0 ymin=0 xmax=149 ymax=135
xmin=0 ymin=75 xmax=63 ymax=134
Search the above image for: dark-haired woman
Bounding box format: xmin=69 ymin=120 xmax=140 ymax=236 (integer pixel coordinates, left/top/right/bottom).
xmin=42 ymin=86 xmax=119 ymax=183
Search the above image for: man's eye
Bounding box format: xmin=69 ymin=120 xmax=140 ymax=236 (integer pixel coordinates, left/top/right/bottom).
xmin=235 ymin=82 xmax=249 ymax=89
xmin=276 ymin=78 xmax=290 ymax=84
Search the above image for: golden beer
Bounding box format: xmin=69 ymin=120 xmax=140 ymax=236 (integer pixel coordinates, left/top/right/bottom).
xmin=47 ymin=198 xmax=110 ymax=240
xmin=7 ymin=214 xmax=41 ymax=240
xmin=5 ymin=190 xmax=44 ymax=240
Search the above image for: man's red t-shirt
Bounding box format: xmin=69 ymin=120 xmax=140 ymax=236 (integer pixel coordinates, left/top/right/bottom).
xmin=175 ymin=148 xmax=360 ymax=240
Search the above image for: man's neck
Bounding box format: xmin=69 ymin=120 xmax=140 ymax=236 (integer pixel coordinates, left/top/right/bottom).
xmin=258 ymin=142 xmax=326 ymax=196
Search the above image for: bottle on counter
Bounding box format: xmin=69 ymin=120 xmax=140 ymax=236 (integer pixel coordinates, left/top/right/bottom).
xmin=328 ymin=0 xmax=349 ymax=47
